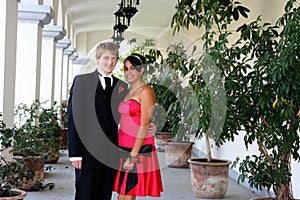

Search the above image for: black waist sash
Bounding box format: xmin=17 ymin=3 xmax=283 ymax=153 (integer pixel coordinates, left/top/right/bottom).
xmin=118 ymin=144 xmax=153 ymax=194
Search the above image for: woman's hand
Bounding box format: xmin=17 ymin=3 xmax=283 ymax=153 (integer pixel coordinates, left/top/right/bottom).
xmin=123 ymin=158 xmax=134 ymax=171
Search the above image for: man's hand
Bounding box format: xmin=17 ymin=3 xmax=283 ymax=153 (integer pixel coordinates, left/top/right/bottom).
xmin=148 ymin=122 xmax=157 ymax=136
xmin=72 ymin=160 xmax=82 ymax=170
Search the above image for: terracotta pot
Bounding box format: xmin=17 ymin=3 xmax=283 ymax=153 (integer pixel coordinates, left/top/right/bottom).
xmin=59 ymin=128 xmax=68 ymax=149
xmin=0 ymin=189 xmax=27 ymax=200
xmin=154 ymin=132 xmax=173 ymax=152
xmin=44 ymin=147 xmax=60 ymax=164
xmin=188 ymin=158 xmax=232 ymax=198
xmin=14 ymin=156 xmax=44 ymax=191
xmin=165 ymin=141 xmax=194 ymax=168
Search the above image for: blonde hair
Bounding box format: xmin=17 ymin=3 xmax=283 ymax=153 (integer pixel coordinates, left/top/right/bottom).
xmin=95 ymin=42 xmax=119 ymax=59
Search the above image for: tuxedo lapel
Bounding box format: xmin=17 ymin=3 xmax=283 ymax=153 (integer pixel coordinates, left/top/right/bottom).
xmin=94 ymin=72 xmax=128 ymax=145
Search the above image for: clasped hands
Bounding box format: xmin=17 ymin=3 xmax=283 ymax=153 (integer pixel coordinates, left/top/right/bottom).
xmin=123 ymin=158 xmax=135 ymax=171
xmin=123 ymin=155 xmax=140 ymax=171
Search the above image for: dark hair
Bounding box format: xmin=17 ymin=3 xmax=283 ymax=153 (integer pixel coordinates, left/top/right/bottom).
xmin=124 ymin=53 xmax=146 ymax=72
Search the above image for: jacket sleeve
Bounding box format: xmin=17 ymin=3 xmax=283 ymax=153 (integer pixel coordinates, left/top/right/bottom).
xmin=67 ymin=77 xmax=86 ymax=158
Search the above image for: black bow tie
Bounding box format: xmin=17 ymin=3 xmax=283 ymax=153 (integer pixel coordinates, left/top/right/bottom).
xmin=97 ymin=70 xmax=112 ymax=88
xmin=104 ymin=77 xmax=112 ymax=88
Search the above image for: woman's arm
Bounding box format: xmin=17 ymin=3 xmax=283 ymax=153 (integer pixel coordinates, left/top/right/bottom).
xmin=123 ymin=85 xmax=156 ymax=170
xmin=131 ymin=85 xmax=155 ymax=156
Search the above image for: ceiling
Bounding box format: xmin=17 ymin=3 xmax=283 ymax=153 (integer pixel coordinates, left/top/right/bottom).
xmin=63 ymin=0 xmax=179 ymax=36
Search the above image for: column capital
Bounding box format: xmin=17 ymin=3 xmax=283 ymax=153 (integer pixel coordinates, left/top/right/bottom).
xmin=18 ymin=3 xmax=54 ymax=27
xmin=64 ymin=47 xmax=75 ymax=56
xmin=70 ymin=52 xmax=79 ymax=61
xmin=42 ymin=25 xmax=66 ymax=41
xmin=73 ymin=57 xmax=91 ymax=65
xmin=57 ymin=38 xmax=71 ymax=49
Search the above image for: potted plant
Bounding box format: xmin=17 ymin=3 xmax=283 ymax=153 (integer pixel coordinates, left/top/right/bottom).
xmin=170 ymin=0 xmax=252 ymax=197
xmin=151 ymin=84 xmax=179 ymax=152
xmin=38 ymin=104 xmax=62 ymax=164
xmin=156 ymin=42 xmax=196 ymax=168
xmin=59 ymin=100 xmax=68 ymax=129
xmin=13 ymin=100 xmax=57 ymax=191
xmin=172 ymin=0 xmax=300 ymax=199
xmin=59 ymin=100 xmax=68 ymax=149
xmin=227 ymin=1 xmax=300 ymax=199
xmin=0 ymin=118 xmax=33 ymax=199
xmin=15 ymin=100 xmax=61 ymax=164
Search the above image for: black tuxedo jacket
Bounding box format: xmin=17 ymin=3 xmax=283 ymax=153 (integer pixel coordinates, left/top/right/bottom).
xmin=67 ymin=70 xmax=127 ymax=168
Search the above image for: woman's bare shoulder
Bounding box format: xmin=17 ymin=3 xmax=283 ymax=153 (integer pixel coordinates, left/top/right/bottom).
xmin=141 ymin=84 xmax=154 ymax=93
xmin=140 ymin=85 xmax=155 ymax=99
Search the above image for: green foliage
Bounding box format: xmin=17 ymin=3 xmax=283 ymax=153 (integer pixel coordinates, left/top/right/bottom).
xmin=1 ymin=101 xmax=58 ymax=194
xmin=115 ymin=38 xmax=163 ymax=81
xmin=0 ymin=160 xmax=34 ymax=197
xmin=0 ymin=119 xmax=34 ymax=197
xmin=171 ymin=0 xmax=300 ymax=198
xmin=59 ymin=100 xmax=68 ymax=129
xmin=171 ymin=0 xmax=250 ymax=50
xmin=159 ymin=42 xmax=201 ymax=142
xmin=229 ymin=2 xmax=300 ymax=197
xmin=151 ymin=84 xmax=180 ymax=135
xmin=139 ymin=41 xmax=199 ymax=142
xmin=127 ymin=38 xmax=163 ymax=64
xmin=14 ymin=100 xmax=61 ymax=161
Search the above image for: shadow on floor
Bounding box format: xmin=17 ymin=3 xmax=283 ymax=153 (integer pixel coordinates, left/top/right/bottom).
xmin=26 ymin=150 xmax=258 ymax=200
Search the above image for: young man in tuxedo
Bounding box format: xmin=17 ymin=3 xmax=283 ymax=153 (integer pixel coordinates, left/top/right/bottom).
xmin=68 ymin=42 xmax=128 ymax=200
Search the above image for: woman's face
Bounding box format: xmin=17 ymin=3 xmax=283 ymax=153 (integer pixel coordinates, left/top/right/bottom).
xmin=124 ymin=60 xmax=143 ymax=83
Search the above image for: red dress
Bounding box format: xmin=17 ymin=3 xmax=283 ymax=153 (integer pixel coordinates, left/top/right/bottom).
xmin=113 ymin=99 xmax=163 ymax=197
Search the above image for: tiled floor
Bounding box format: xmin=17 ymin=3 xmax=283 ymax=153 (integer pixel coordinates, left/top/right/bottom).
xmin=26 ymin=150 xmax=259 ymax=200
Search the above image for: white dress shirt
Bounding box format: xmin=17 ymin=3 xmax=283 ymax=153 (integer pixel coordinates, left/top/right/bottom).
xmin=98 ymin=69 xmax=113 ymax=89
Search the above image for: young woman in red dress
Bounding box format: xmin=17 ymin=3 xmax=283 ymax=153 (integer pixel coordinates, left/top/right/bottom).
xmin=113 ymin=53 xmax=163 ymax=200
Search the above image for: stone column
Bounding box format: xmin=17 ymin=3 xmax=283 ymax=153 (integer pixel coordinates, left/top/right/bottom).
xmin=62 ymin=47 xmax=74 ymax=100
xmin=15 ymin=3 xmax=54 ymax=107
xmin=0 ymin=0 xmax=18 ymax=162
xmin=40 ymin=25 xmax=65 ymax=107
xmin=69 ymin=51 xmax=79 ymax=85
xmin=72 ymin=57 xmax=91 ymax=78
xmin=55 ymin=38 xmax=70 ymax=104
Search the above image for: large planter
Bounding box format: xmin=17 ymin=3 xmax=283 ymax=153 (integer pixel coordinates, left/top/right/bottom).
xmin=188 ymin=158 xmax=231 ymax=198
xmin=154 ymin=132 xmax=173 ymax=152
xmin=14 ymin=156 xmax=44 ymax=191
xmin=165 ymin=141 xmax=194 ymax=168
xmin=44 ymin=147 xmax=60 ymax=164
xmin=0 ymin=189 xmax=27 ymax=200
xmin=43 ymin=138 xmax=60 ymax=164
xmin=59 ymin=128 xmax=68 ymax=149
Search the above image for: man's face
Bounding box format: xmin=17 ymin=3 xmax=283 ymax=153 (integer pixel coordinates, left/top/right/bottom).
xmin=97 ymin=51 xmax=118 ymax=75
